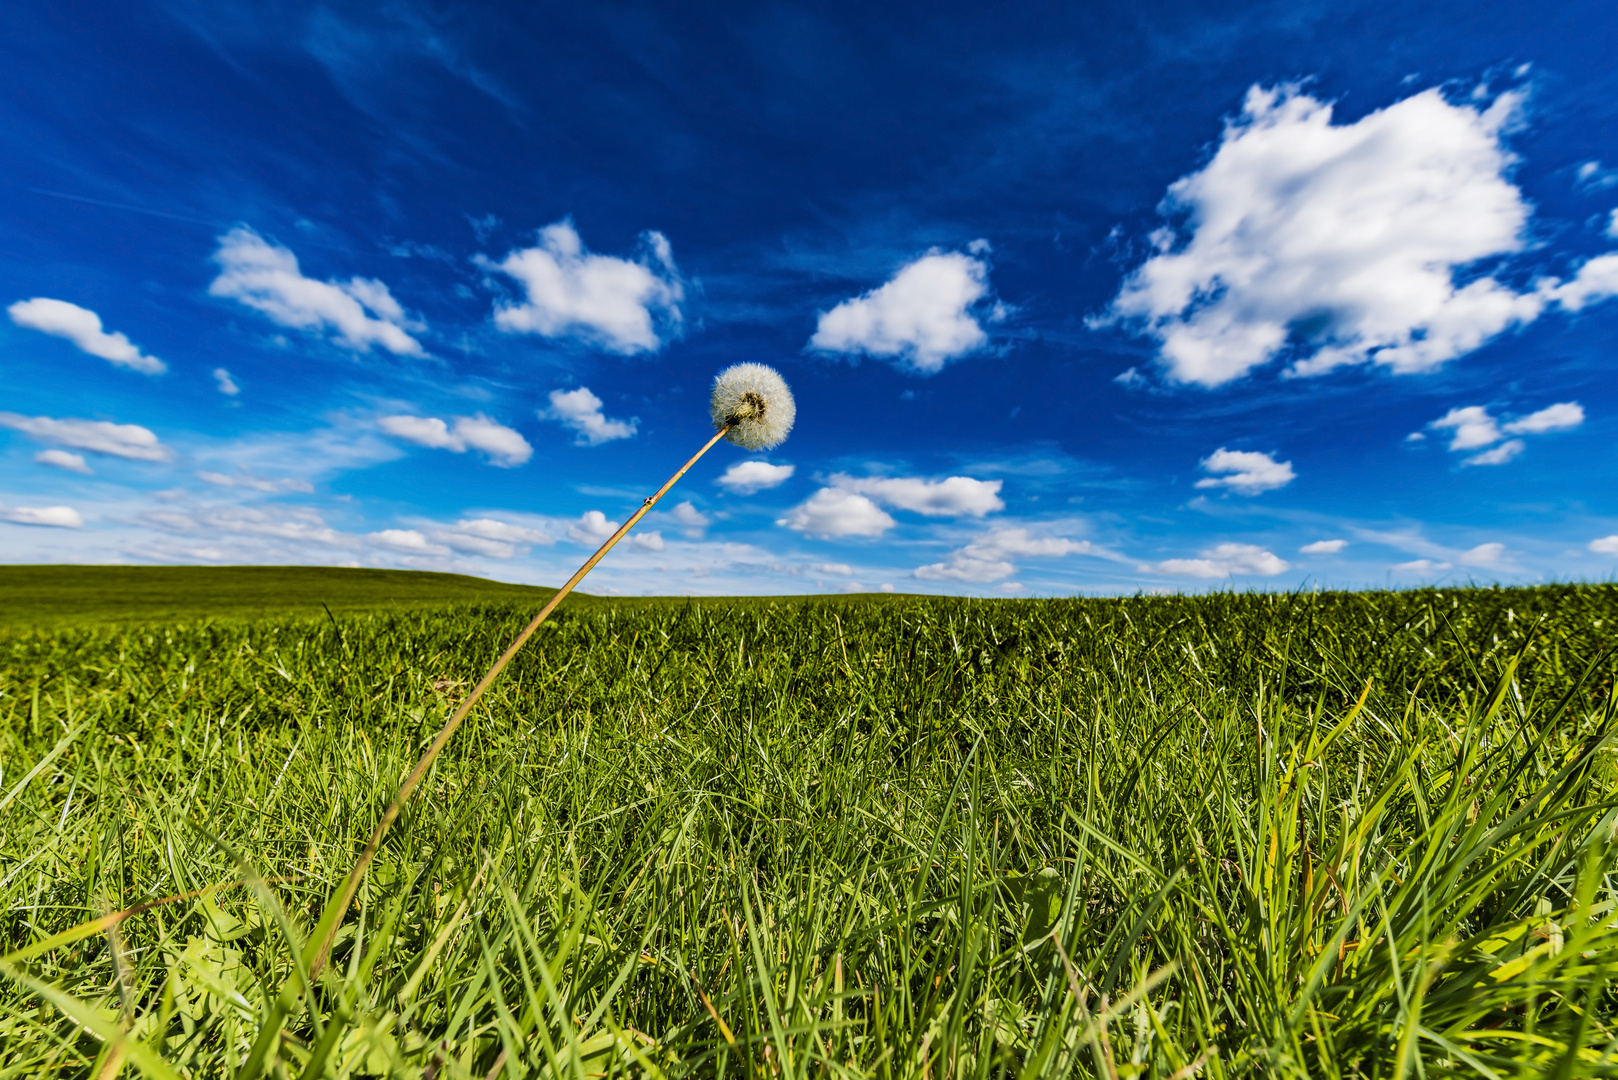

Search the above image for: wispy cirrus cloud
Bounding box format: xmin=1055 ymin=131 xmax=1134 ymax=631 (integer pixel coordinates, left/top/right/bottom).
xmin=8 ymin=298 xmax=166 ymax=374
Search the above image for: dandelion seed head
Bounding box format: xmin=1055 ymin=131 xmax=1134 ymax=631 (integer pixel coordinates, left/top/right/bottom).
xmin=710 ymin=362 xmax=796 ymax=450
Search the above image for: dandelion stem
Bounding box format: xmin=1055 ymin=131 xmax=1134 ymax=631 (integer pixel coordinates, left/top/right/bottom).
xmin=308 ymin=424 xmax=734 ymax=977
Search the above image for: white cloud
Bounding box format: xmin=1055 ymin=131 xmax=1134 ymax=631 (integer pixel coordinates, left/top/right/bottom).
xmin=716 ymin=460 xmax=795 ymax=494
xmin=430 ymin=517 xmax=552 ymax=559
xmin=1545 ymin=254 xmax=1618 ymax=312
xmin=811 ymin=562 xmax=855 ymax=576
xmin=369 ymin=528 xmax=450 ymax=555
xmin=1395 ymin=558 xmax=1451 ymax=573
xmin=1590 ymin=535 xmax=1618 ymax=555
xmin=830 ymin=474 xmax=1004 ymax=517
xmin=1503 ymin=401 xmax=1584 ymax=434
xmin=1459 ymin=542 xmax=1507 ymax=567
xmin=486 ymin=220 xmax=683 ymax=354
xmin=541 ymin=387 xmax=637 ymax=445
xmin=1300 ymin=538 xmax=1347 ymax=554
xmin=1105 ymin=85 xmax=1553 ymax=385
xmin=1155 ymin=542 xmax=1289 ymax=578
xmin=8 ymin=298 xmax=166 ymax=374
xmin=143 ymin=504 xmax=347 ymax=546
xmin=195 ymin=469 xmax=315 ymax=494
xmin=809 ymin=249 xmax=995 ymax=373
xmin=1431 ymin=406 xmax=1502 ymax=450
xmin=209 ymin=226 xmax=424 ymax=355
xmin=1609 ymin=210 xmax=1618 ymax=241
xmin=1195 ymin=448 xmax=1295 ymax=494
xmin=1462 ymin=440 xmax=1524 ymax=467
xmin=777 ymin=489 xmax=896 ymax=538
xmin=0 ymin=412 xmax=171 ymax=461
xmin=35 ymin=449 xmax=92 ymax=474
xmin=567 ymin=510 xmax=620 ymax=546
xmin=1424 ymin=401 xmax=1580 ymax=466
xmin=914 ymin=527 xmax=1099 ymax=583
xmin=668 ymin=501 xmax=708 ymax=538
xmin=214 ymin=368 xmax=240 ymax=396
xmin=378 ymin=414 xmax=532 ymax=466
xmin=629 ymin=530 xmax=665 ymax=552
xmin=0 ymin=504 xmax=83 ymax=528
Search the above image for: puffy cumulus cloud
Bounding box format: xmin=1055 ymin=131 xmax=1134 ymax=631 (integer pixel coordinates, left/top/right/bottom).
xmin=1195 ymin=448 xmax=1295 ymax=494
xmin=196 ymin=469 xmax=314 ymax=494
xmin=1155 ymin=542 xmax=1289 ymax=578
xmin=1545 ymin=254 xmax=1618 ymax=312
xmin=567 ymin=510 xmax=620 ymax=546
xmin=0 ymin=503 xmax=83 ymax=528
xmin=809 ymin=249 xmax=999 ymax=374
xmin=1505 ymin=402 xmax=1585 ymax=435
xmin=629 ymin=530 xmax=665 ymax=552
xmin=378 ymin=413 xmax=532 ymax=467
xmin=8 ymin=298 xmax=166 ymax=374
xmin=1104 ymin=85 xmax=1563 ymax=385
xmin=209 ymin=226 xmax=424 ymax=355
xmin=830 ymin=474 xmax=1004 ymax=517
xmin=717 ymin=460 xmax=795 ymax=495
xmin=1300 ymin=539 xmax=1348 ymax=554
xmin=0 ymin=412 xmax=171 ymax=461
xmin=915 ymin=527 xmax=1100 ymax=583
xmin=777 ymin=489 xmax=896 ymax=538
xmin=1590 ymin=535 xmax=1618 ymax=555
xmin=540 ymin=387 xmax=637 ymax=446
xmin=213 ymin=368 xmax=240 ymax=396
xmin=485 ymin=221 xmax=683 ymax=354
xmin=35 ymin=449 xmax=92 ymax=474
xmin=430 ymin=518 xmax=552 ymax=559
xmin=1425 ymin=401 xmax=1583 ymax=465
xmin=369 ymin=529 xmax=450 ymax=555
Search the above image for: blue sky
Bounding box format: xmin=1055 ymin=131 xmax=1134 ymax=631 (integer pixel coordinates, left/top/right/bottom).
xmin=3 ymin=0 xmax=1616 ymax=595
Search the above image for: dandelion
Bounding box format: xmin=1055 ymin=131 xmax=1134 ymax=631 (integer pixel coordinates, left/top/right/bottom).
xmin=309 ymin=364 xmax=797 ymax=974
xmin=710 ymin=362 xmax=796 ymax=450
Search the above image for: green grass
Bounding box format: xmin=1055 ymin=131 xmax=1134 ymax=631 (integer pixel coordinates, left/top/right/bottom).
xmin=0 ymin=566 xmax=568 ymax=629
xmin=3 ymin=583 xmax=1617 ymax=1077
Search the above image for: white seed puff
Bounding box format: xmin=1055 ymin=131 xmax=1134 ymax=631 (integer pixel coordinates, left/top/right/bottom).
xmin=709 ymin=362 xmax=796 ymax=451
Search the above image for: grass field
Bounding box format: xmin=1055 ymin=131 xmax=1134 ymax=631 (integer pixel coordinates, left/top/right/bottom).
xmin=3 ymin=572 xmax=1617 ymax=1077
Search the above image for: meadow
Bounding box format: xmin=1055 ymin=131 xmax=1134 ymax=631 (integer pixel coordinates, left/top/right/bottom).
xmin=2 ymin=572 xmax=1616 ymax=1078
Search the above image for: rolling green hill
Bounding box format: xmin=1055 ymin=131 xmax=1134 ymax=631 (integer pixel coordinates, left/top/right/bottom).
xmin=0 ymin=564 xmax=563 ymax=629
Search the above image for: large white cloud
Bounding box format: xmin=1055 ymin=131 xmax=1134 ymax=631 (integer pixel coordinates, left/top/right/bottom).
xmin=485 ymin=221 xmax=683 ymax=354
xmin=0 ymin=412 xmax=171 ymax=461
xmin=777 ymin=489 xmax=896 ymax=538
xmin=1195 ymin=448 xmax=1295 ymax=494
xmin=567 ymin=509 xmax=620 ymax=546
xmin=541 ymin=387 xmax=638 ymax=445
xmin=1103 ymin=85 xmax=1617 ymax=386
xmin=1591 ymin=535 xmax=1618 ymax=555
xmin=809 ymin=249 xmax=997 ymax=373
xmin=831 ymin=474 xmax=1004 ymax=517
xmin=915 ymin=527 xmax=1098 ymax=583
xmin=1155 ymin=542 xmax=1289 ymax=578
xmin=716 ymin=460 xmax=795 ymax=494
xmin=378 ymin=413 xmax=532 ymax=467
xmin=1425 ymin=401 xmax=1582 ymax=466
xmin=8 ymin=298 xmax=166 ymax=374
xmin=0 ymin=503 xmax=83 ymax=528
xmin=430 ymin=517 xmax=553 ymax=559
xmin=209 ymin=226 xmax=425 ymax=355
